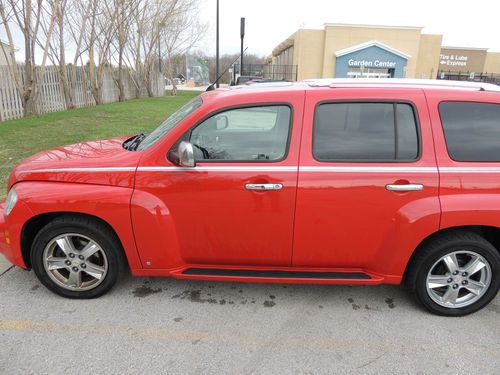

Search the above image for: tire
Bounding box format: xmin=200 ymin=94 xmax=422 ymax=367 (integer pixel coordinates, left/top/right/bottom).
xmin=31 ymin=215 xmax=123 ymax=299
xmin=406 ymin=230 xmax=500 ymax=316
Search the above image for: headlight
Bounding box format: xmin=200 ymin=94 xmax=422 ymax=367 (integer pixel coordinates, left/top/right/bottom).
xmin=5 ymin=188 xmax=18 ymax=216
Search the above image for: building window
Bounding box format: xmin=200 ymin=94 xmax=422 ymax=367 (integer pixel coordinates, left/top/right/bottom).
xmin=347 ymin=67 xmax=395 ymax=78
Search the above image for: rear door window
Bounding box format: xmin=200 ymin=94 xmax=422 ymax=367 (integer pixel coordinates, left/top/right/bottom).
xmin=439 ymin=102 xmax=500 ymax=161
xmin=313 ymin=102 xmax=419 ymax=161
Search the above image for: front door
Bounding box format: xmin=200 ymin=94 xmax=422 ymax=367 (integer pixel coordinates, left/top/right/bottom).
xmin=136 ymin=94 xmax=303 ymax=267
xmin=292 ymin=89 xmax=440 ymax=276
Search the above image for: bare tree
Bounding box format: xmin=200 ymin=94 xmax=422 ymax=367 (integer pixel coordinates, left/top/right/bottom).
xmin=78 ymin=0 xmax=117 ymax=105
xmin=160 ymin=0 xmax=206 ymax=96
xmin=0 ymin=0 xmax=206 ymax=117
xmin=201 ymin=52 xmax=266 ymax=84
xmin=127 ymin=0 xmax=163 ymax=98
xmin=107 ymin=0 xmax=139 ymax=101
xmin=38 ymin=0 xmax=75 ymax=109
xmin=123 ymin=0 xmax=149 ymax=98
xmin=0 ymin=0 xmax=57 ymax=116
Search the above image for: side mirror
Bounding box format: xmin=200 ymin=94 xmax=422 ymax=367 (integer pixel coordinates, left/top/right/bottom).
xmin=177 ymin=141 xmax=195 ymax=167
xmin=216 ymin=115 xmax=228 ymax=130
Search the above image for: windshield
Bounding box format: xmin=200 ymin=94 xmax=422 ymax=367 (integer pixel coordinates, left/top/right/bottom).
xmin=136 ymin=96 xmax=203 ymax=150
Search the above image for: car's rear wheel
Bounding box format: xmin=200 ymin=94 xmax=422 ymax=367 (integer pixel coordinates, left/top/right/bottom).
xmin=31 ymin=215 xmax=122 ymax=298
xmin=407 ymin=231 xmax=500 ymax=316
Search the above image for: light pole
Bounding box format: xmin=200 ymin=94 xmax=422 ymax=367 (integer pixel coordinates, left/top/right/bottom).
xmin=240 ymin=17 xmax=245 ymax=76
xmin=215 ymin=0 xmax=220 ymax=88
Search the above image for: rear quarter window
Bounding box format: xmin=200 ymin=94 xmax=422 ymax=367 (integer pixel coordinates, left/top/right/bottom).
xmin=439 ymin=102 xmax=500 ymax=162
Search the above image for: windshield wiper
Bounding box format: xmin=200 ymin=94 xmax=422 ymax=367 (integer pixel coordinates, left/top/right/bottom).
xmin=124 ymin=132 xmax=149 ymax=151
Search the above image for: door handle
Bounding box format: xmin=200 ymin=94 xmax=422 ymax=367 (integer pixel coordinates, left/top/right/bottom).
xmin=245 ymin=183 xmax=283 ymax=191
xmin=386 ymin=184 xmax=424 ymax=192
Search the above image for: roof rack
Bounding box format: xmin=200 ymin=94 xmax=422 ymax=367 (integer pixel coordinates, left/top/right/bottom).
xmin=304 ymin=78 xmax=500 ymax=92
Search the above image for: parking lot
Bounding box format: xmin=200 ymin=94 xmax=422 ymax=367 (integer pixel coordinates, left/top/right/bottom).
xmin=0 ymin=255 xmax=498 ymax=375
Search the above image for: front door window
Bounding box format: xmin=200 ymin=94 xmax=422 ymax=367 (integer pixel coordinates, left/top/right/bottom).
xmin=190 ymin=105 xmax=291 ymax=161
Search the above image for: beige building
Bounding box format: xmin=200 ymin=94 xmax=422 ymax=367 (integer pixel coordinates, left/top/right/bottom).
xmin=271 ymin=23 xmax=500 ymax=81
xmin=0 ymin=40 xmax=15 ymax=66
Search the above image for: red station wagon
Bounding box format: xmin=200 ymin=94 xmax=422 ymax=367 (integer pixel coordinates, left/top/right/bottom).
xmin=1 ymin=79 xmax=499 ymax=316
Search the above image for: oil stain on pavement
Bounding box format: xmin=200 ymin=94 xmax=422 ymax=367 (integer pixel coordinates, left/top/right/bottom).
xmin=132 ymin=285 xmax=162 ymax=298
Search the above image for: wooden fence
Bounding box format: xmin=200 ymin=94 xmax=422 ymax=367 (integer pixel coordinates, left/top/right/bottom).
xmin=0 ymin=65 xmax=165 ymax=121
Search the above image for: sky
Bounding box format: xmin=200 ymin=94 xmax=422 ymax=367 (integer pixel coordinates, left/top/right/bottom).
xmin=2 ymin=0 xmax=499 ymax=61
xmin=198 ymin=0 xmax=500 ymax=57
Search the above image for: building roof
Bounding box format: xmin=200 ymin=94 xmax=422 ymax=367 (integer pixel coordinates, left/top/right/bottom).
xmin=324 ymin=23 xmax=423 ymax=30
xmin=335 ymin=40 xmax=411 ymax=59
xmin=441 ymin=46 xmax=489 ymax=51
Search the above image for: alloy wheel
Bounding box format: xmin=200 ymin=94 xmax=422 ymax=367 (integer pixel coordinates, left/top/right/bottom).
xmin=426 ymin=250 xmax=492 ymax=308
xmin=42 ymin=233 xmax=108 ymax=291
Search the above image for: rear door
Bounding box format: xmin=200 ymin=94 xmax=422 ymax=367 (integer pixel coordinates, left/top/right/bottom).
xmin=292 ymin=88 xmax=440 ymax=277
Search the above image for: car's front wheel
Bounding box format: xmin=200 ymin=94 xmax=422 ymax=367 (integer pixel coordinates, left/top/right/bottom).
xmin=31 ymin=215 xmax=122 ymax=298
xmin=407 ymin=231 xmax=500 ymax=316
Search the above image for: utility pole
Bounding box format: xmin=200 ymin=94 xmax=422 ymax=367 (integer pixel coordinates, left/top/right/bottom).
xmin=240 ymin=17 xmax=245 ymax=76
xmin=215 ymin=0 xmax=220 ymax=88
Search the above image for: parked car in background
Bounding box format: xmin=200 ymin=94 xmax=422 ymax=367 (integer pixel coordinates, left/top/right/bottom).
xmin=245 ymin=79 xmax=291 ymax=85
xmin=231 ymin=75 xmax=263 ymax=86
xmin=1 ymin=79 xmax=499 ymax=316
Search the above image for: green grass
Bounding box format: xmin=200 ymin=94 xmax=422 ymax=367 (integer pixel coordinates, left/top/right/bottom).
xmin=0 ymin=91 xmax=200 ymax=198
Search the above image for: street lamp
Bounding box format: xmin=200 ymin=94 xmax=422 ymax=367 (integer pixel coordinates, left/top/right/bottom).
xmin=216 ymin=0 xmax=220 ymax=88
xmin=240 ymin=17 xmax=245 ymax=76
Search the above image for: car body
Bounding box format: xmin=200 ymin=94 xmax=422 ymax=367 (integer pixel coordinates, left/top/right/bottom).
xmin=1 ymin=79 xmax=499 ymax=315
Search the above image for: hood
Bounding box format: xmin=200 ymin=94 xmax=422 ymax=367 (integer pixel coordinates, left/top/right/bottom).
xmin=8 ymin=136 xmax=142 ymax=190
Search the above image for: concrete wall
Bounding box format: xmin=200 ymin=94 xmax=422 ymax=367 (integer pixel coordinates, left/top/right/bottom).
xmin=416 ymin=34 xmax=443 ymax=79
xmin=439 ymin=47 xmax=488 ymax=73
xmin=293 ymin=29 xmax=325 ymax=81
xmin=484 ymin=52 xmax=500 ymax=73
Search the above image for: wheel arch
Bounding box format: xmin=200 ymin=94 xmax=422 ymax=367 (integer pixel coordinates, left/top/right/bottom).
xmin=21 ymin=212 xmax=127 ymax=269
xmin=403 ymin=225 xmax=500 ymax=282
xmin=12 ymin=181 xmax=143 ymax=272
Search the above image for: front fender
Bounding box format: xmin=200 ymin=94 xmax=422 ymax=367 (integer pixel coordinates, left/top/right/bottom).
xmin=12 ymin=182 xmax=142 ymax=271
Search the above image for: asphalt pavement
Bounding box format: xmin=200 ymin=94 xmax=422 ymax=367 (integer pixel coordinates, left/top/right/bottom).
xmin=0 ymin=263 xmax=498 ymax=374
xmin=0 ymin=254 xmax=11 ymax=274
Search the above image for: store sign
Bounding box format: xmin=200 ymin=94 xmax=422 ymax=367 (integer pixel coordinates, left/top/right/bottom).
xmin=347 ymin=59 xmax=397 ymax=68
xmin=439 ymin=53 xmax=468 ymax=67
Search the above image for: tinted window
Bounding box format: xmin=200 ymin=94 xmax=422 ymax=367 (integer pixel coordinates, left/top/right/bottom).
xmin=396 ymin=104 xmax=419 ymax=160
xmin=439 ymin=102 xmax=500 ymax=161
xmin=313 ymin=102 xmax=419 ymax=161
xmin=190 ymin=105 xmax=291 ymax=161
